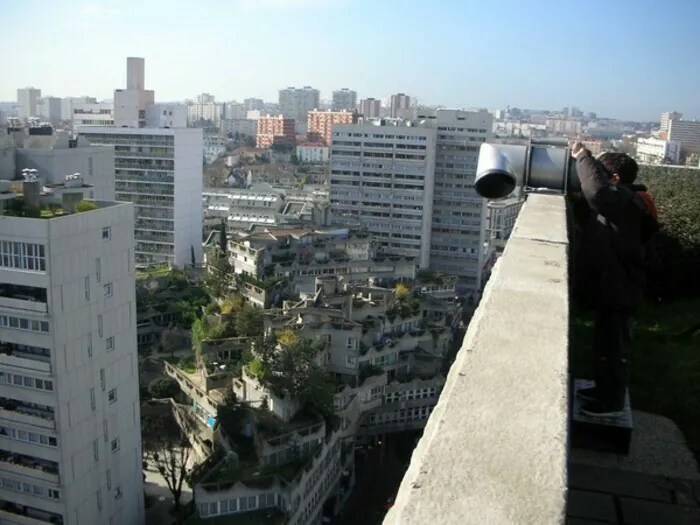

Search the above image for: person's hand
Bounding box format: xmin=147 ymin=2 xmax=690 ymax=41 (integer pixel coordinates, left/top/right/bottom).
xmin=570 ymin=141 xmax=586 ymax=159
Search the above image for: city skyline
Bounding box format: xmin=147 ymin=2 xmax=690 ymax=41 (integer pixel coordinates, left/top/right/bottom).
xmin=2 ymin=0 xmax=700 ymax=121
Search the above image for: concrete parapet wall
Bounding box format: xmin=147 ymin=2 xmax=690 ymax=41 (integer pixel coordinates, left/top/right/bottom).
xmin=384 ymin=194 xmax=570 ymax=525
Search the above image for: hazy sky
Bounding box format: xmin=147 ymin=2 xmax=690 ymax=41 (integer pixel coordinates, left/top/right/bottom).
xmin=2 ymin=0 xmax=699 ymax=121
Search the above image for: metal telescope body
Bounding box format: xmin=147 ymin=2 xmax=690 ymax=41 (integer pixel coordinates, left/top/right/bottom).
xmin=474 ymin=138 xmax=581 ymax=200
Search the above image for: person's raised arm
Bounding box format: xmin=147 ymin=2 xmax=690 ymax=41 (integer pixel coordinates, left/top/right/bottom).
xmin=571 ymin=142 xmax=625 ymax=220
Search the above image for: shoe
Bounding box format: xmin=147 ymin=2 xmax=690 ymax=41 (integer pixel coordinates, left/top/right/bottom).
xmin=580 ymin=399 xmax=624 ymax=418
xmin=576 ymin=386 xmax=599 ymax=403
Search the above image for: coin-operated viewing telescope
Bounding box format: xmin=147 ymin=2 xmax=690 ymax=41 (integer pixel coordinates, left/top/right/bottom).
xmin=474 ymin=138 xmax=581 ymax=200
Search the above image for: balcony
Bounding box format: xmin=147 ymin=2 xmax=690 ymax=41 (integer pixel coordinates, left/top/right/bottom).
xmin=0 ymin=398 xmax=55 ymax=430
xmin=0 ymin=449 xmax=60 ymax=484
xmin=0 ymin=500 xmax=63 ymax=525
xmin=383 ymin=194 xmax=700 ymax=525
xmin=0 ymin=344 xmax=51 ymax=374
xmin=0 ymin=285 xmax=48 ymax=315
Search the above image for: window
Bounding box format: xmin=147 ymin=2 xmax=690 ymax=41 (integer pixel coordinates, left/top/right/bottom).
xmin=0 ymin=315 xmax=49 ymax=333
xmin=114 ymin=485 xmax=122 ymax=500
xmin=0 ymin=372 xmax=53 ymax=391
xmin=108 ymin=388 xmax=117 ymax=404
xmin=102 ymin=227 xmax=111 ymax=240
xmin=106 ymin=469 xmax=112 ymax=489
xmin=103 ymin=283 xmax=112 ymax=298
xmin=85 ymin=276 xmax=90 ymax=300
xmin=103 ymin=419 xmax=108 ymax=442
xmin=0 ymin=425 xmax=57 ymax=447
xmin=110 ymin=437 xmax=120 ymax=453
xmin=90 ymin=388 xmax=96 ymax=410
xmin=100 ymin=369 xmax=105 ymax=391
xmin=106 ymin=336 xmax=114 ymax=352
xmin=87 ymin=334 xmax=93 ymax=357
xmin=93 ymin=439 xmax=99 ymax=462
xmin=49 ymin=488 xmax=60 ymax=499
xmin=0 ymin=241 xmax=46 ymax=272
xmin=97 ymin=488 xmax=103 ymax=510
xmin=98 ymin=315 xmax=103 ymax=337
xmin=96 ymin=258 xmax=101 ymax=282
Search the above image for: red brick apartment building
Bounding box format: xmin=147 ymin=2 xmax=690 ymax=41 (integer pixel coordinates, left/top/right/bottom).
xmin=256 ymin=116 xmax=296 ymax=149
xmin=307 ymin=110 xmax=357 ymax=145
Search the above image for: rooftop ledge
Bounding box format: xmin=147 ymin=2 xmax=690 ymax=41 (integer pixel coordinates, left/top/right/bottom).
xmin=384 ymin=194 xmax=569 ymax=525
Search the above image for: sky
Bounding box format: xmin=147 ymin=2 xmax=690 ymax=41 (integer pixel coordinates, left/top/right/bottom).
xmin=2 ymin=0 xmax=699 ymax=121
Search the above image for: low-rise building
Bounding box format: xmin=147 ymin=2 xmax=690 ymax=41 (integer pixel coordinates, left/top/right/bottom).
xmin=203 ymin=133 xmax=228 ymax=164
xmin=296 ymin=143 xmax=329 ymax=164
xmin=163 ymin=275 xmax=458 ymax=524
xmin=1 ymin=130 xmax=115 ymax=201
xmin=224 ymin=228 xmax=418 ymax=296
xmin=636 ymin=136 xmax=681 ymax=164
xmin=202 ymin=185 xmax=328 ymax=233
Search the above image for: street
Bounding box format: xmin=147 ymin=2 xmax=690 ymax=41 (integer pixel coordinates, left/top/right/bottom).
xmin=336 ymin=431 xmax=421 ymax=525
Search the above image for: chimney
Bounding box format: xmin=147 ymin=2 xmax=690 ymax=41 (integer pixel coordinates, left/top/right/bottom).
xmin=21 ymin=169 xmax=41 ymax=208
xmin=61 ymin=173 xmax=85 ymax=210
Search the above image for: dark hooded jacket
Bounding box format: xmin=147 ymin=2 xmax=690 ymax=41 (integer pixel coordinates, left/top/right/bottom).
xmin=573 ymin=150 xmax=649 ymax=313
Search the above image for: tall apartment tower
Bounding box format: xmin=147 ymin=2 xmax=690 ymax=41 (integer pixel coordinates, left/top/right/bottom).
xmin=278 ymin=86 xmax=320 ymax=123
xmin=390 ymin=93 xmax=411 ymax=118
xmin=359 ymin=98 xmax=381 ymax=119
xmin=114 ymin=57 xmax=155 ymax=128
xmin=329 ymin=120 xmax=437 ymax=267
xmin=38 ymin=97 xmax=63 ymax=124
xmin=660 ymin=111 xmax=682 ymax=133
xmin=418 ymin=108 xmax=493 ymax=297
xmin=256 ymin=116 xmax=295 ymax=149
xmin=17 ymin=88 xmax=42 ymax=122
xmin=0 ymin=183 xmax=144 ymax=525
xmin=307 ymin=110 xmax=356 ymax=145
xmin=77 ymin=126 xmax=204 ymax=268
xmin=331 ymin=89 xmax=357 ymax=111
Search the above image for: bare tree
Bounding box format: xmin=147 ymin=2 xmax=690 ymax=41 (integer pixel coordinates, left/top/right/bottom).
xmin=161 ymin=327 xmax=183 ymax=356
xmin=142 ymin=406 xmax=195 ymax=518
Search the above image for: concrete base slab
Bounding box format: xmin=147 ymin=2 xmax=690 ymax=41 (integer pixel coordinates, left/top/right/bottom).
xmin=572 ymin=379 xmax=633 ymax=455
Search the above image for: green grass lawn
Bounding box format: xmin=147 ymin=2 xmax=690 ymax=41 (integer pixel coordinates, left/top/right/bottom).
xmin=571 ymin=298 xmax=700 ymax=459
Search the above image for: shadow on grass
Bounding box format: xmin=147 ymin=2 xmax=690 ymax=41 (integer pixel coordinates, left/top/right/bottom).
xmin=571 ymin=298 xmax=700 ymax=462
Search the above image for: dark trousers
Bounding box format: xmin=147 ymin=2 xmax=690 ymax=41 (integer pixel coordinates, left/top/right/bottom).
xmin=592 ymin=310 xmax=634 ymax=409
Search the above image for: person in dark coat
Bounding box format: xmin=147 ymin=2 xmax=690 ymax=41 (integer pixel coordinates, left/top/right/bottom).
xmin=570 ymin=142 xmax=658 ymax=417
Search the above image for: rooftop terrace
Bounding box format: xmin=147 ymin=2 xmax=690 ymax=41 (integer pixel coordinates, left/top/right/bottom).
xmin=383 ymin=194 xmax=700 ymax=525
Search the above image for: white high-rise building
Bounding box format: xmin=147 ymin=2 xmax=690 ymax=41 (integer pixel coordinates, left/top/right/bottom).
xmin=114 ymin=58 xmax=155 ymax=128
xmin=61 ymin=97 xmax=97 ymax=122
xmin=38 ymin=97 xmax=63 ymax=124
xmin=390 ymin=93 xmax=411 ymax=118
xmin=77 ymin=126 xmax=204 ymax=267
xmin=0 ymin=179 xmax=144 ymax=525
xmin=329 ymin=119 xmax=437 ymax=267
xmin=72 ymin=101 xmax=115 ymax=128
xmin=278 ymin=86 xmax=320 ymax=123
xmin=332 ymin=88 xmax=357 ymax=111
xmin=418 ymin=108 xmax=493 ymax=296
xmin=660 ymin=111 xmax=682 ymax=133
xmin=145 ymin=103 xmax=187 ymax=129
xmin=329 ymin=109 xmax=492 ymax=297
xmin=17 ymin=88 xmax=42 ymax=122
